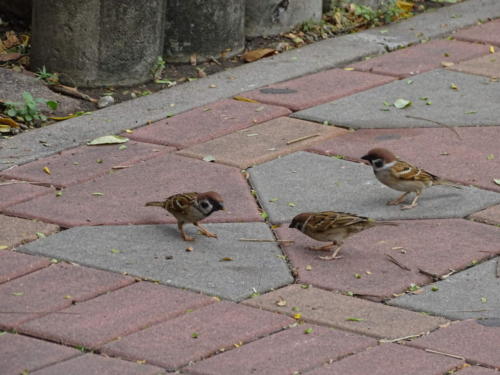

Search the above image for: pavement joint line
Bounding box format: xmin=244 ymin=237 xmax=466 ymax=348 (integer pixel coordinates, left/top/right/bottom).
xmin=3 ymin=0 xmax=500 ymax=170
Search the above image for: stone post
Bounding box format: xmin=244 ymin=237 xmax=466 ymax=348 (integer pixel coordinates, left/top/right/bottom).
xmin=245 ymin=0 xmax=322 ymax=38
xmin=164 ymin=0 xmax=245 ymax=63
xmin=31 ymin=0 xmax=166 ymax=88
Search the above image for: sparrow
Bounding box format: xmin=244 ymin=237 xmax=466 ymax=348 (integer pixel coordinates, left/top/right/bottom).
xmin=289 ymin=211 xmax=397 ymax=260
xmin=145 ymin=191 xmax=224 ymax=241
xmin=361 ymin=148 xmax=462 ymax=210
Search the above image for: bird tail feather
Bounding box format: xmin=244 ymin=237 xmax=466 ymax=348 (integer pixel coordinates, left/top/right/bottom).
xmin=435 ymin=179 xmax=463 ymax=189
xmin=145 ymin=201 xmax=164 ymax=207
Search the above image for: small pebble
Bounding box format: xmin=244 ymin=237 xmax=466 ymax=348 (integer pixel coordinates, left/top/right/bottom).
xmin=97 ymin=95 xmax=115 ymax=108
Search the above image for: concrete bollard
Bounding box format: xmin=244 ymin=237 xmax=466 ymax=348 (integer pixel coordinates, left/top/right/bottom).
xmin=164 ymin=0 xmax=245 ymax=63
xmin=31 ymin=0 xmax=166 ymax=88
xmin=245 ymin=0 xmax=322 ymax=38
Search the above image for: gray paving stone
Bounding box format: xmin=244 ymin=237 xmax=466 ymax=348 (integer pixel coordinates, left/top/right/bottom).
xmin=293 ymin=70 xmax=500 ymax=129
xmin=389 ymin=257 xmax=500 ymax=320
xmin=357 ymin=0 xmax=500 ymax=51
xmin=248 ymin=152 xmax=500 ymax=223
xmin=18 ymin=223 xmax=293 ymax=302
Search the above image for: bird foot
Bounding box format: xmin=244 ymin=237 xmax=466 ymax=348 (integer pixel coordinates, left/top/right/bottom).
xmin=200 ymin=230 xmax=218 ymax=239
xmin=400 ymin=203 xmax=417 ymax=210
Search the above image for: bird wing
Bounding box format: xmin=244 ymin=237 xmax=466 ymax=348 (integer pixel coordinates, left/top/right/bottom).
xmin=390 ymin=160 xmax=438 ymax=183
xmin=166 ymin=192 xmax=198 ymax=214
xmin=308 ymin=211 xmax=369 ymax=233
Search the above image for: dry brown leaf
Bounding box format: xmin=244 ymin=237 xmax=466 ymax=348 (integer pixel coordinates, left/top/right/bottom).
xmin=242 ymin=48 xmax=276 ymax=63
xmin=0 ymin=117 xmax=19 ymax=128
xmin=0 ymin=52 xmax=22 ymax=62
xmin=3 ymin=31 xmax=20 ymax=49
xmin=190 ymin=54 xmax=197 ymax=66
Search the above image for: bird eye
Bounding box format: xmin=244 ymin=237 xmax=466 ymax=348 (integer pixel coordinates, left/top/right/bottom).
xmin=200 ymin=202 xmax=209 ymax=209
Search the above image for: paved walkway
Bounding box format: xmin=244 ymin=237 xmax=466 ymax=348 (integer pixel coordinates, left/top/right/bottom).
xmin=1 ymin=1 xmax=500 ymax=374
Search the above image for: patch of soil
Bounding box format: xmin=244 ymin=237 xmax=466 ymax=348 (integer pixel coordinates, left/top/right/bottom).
xmin=0 ymin=0 xmax=459 ymax=137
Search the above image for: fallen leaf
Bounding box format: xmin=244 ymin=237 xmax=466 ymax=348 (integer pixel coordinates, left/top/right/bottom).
xmin=441 ymin=61 xmax=454 ymax=67
xmin=344 ymin=67 xmax=354 ymax=71
xmin=487 ymin=154 xmax=495 ymax=160
xmin=493 ymin=179 xmax=500 ymax=185
xmin=36 ymin=232 xmax=46 ymax=239
xmin=0 ymin=124 xmax=11 ymax=133
xmin=0 ymin=117 xmax=19 ymax=128
xmin=208 ymin=84 xmax=217 ymax=88
xmin=490 ymin=45 xmax=496 ymax=54
xmin=110 ymin=248 xmax=121 ymax=254
xmin=293 ymin=313 xmax=302 ymax=319
xmin=305 ymin=265 xmax=312 ymax=271
xmin=393 ymin=98 xmax=412 ymax=109
xmin=185 ymin=247 xmax=193 ymax=252
xmin=88 ymin=135 xmax=128 ymax=146
xmin=92 ymin=192 xmax=104 ymax=196
xmin=219 ymin=257 xmax=233 ymax=262
xmin=64 ymin=295 xmax=73 ymax=299
xmin=12 ymin=291 xmax=24 ymax=296
xmin=275 ymin=298 xmax=287 ymax=307
xmin=233 ymin=96 xmax=259 ymax=103
xmin=202 ymin=155 xmax=215 ymax=162
xmin=304 ymin=328 xmax=313 ymax=334
xmin=242 ymin=48 xmax=275 ymax=62
xmin=0 ymin=52 xmax=22 ymax=62
xmin=345 ymin=317 xmax=365 ymax=322
xmin=0 ymin=245 xmax=8 ymax=250
xmin=450 ymin=83 xmax=458 ymax=90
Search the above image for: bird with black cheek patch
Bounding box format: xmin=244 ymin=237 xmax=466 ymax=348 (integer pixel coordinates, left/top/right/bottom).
xmin=289 ymin=211 xmax=397 ymax=260
xmin=145 ymin=191 xmax=224 ymax=241
xmin=361 ymin=148 xmax=462 ymax=210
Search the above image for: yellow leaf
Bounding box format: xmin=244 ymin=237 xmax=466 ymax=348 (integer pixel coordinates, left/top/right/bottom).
xmin=343 ymin=67 xmax=355 ymax=71
xmin=233 ymin=96 xmax=259 ymax=103
xmin=275 ymin=297 xmax=287 ymax=307
xmin=441 ymin=61 xmax=454 ymax=67
xmin=0 ymin=117 xmax=19 ymax=128
xmin=396 ymin=0 xmax=414 ymax=12
xmin=490 ymin=45 xmax=495 ymax=54
xmin=293 ymin=313 xmax=302 ymax=319
xmin=242 ymin=48 xmax=276 ymax=63
xmin=43 ymin=166 xmax=51 ymax=175
xmin=0 ymin=245 xmax=8 ymax=250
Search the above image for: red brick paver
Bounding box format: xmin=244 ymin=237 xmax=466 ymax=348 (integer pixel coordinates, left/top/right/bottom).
xmin=243 ymin=285 xmax=448 ymax=339
xmin=309 ymin=126 xmax=500 ymax=192
xmin=178 ymin=117 xmax=348 ymax=169
xmin=454 ymin=19 xmax=500 ymax=47
xmin=0 ymin=214 xmax=59 ymax=250
xmin=0 ymin=333 xmax=80 ymax=375
xmin=0 ymin=263 xmax=134 ymax=329
xmin=275 ymin=219 xmax=500 ymax=299
xmin=306 ymin=343 xmax=463 ymax=375
xmin=241 ymin=69 xmax=395 ymax=111
xmin=18 ymin=282 xmax=215 ymax=349
xmin=127 ymin=99 xmax=291 ymax=148
xmin=4 ymin=153 xmax=261 ymax=227
xmin=0 ymin=251 xmax=50 ymax=284
xmin=184 ymin=324 xmax=376 ymax=375
xmin=449 ymin=51 xmax=500 ymax=79
xmin=0 ymin=178 xmax=51 ymax=210
xmin=470 ymin=204 xmax=500 ymax=226
xmin=30 ymin=353 xmax=167 ymax=375
xmin=102 ymin=301 xmax=293 ymax=370
xmin=0 ymin=142 xmax=172 ymax=188
xmin=348 ymin=40 xmax=489 ymax=78
xmin=410 ymin=320 xmax=500 ymax=369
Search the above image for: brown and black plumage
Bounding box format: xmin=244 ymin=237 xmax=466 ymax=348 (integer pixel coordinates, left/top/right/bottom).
xmin=146 ymin=191 xmax=224 ymax=241
xmin=289 ymin=211 xmax=397 ymax=260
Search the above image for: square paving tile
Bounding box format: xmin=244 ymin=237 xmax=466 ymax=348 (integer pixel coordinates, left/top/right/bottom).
xmin=19 ymin=223 xmax=294 ymax=301
xmin=0 ymin=178 xmax=51 ymax=210
xmin=410 ymin=320 xmax=500 ymax=369
xmin=470 ymin=204 xmax=500 ymax=226
xmin=0 ymin=251 xmax=50 ymax=284
xmin=274 ymin=219 xmax=500 ymax=299
xmin=454 ymin=19 xmax=500 ymax=47
xmin=349 ymin=39 xmax=489 ymax=78
xmin=449 ymin=51 xmax=500 ymax=79
xmin=18 ymin=282 xmax=215 ymax=350
xmin=0 ymin=333 xmax=80 ymax=375
xmin=389 ymin=257 xmax=500 ymax=320
xmin=102 ymin=301 xmax=294 ymax=371
xmin=0 ymin=263 xmax=134 ymax=329
xmin=293 ymin=69 xmax=500 ymax=128
xmin=4 ymin=153 xmax=261 ymax=227
xmin=308 ymin=126 xmax=500 ymax=193
xmin=248 ymin=151 xmax=500 ymax=223
xmin=183 ymin=324 xmax=376 ymax=375
xmin=31 ymin=353 xmax=167 ymax=375
xmin=241 ymin=69 xmax=395 ymax=111
xmin=453 ymin=366 xmax=500 ymax=375
xmin=243 ymin=285 xmax=448 ymax=339
xmin=177 ymin=117 xmax=348 ymax=169
xmin=127 ymin=99 xmax=291 ymax=148
xmin=306 ymin=343 xmax=463 ymax=375
xmin=0 ymin=142 xmax=172 ymax=188
xmin=0 ymin=214 xmax=59 ymax=250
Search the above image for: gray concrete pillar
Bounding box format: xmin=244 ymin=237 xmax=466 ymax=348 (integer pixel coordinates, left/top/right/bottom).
xmin=164 ymin=0 xmax=245 ymax=63
xmin=245 ymin=0 xmax=323 ymax=38
xmin=31 ymin=0 xmax=165 ymax=88
xmin=0 ymin=0 xmax=32 ymax=23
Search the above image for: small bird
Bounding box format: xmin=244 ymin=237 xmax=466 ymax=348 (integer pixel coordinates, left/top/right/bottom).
xmin=145 ymin=191 xmax=224 ymax=241
xmin=289 ymin=211 xmax=397 ymax=260
xmin=361 ymin=148 xmax=462 ymax=210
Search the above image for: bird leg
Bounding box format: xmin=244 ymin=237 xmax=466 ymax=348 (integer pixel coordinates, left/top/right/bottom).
xmin=178 ymin=222 xmax=194 ymax=241
xmin=387 ymin=192 xmax=410 ymax=206
xmin=195 ymin=223 xmax=218 ymax=238
xmin=308 ymin=242 xmax=335 ymax=252
xmin=400 ymin=191 xmax=421 ymax=210
xmin=319 ymin=245 xmax=344 ymax=261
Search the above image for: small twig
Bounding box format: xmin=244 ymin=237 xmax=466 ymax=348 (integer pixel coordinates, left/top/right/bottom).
xmin=239 ymin=238 xmax=294 ymax=243
xmin=405 ymin=115 xmax=462 ymax=140
xmin=496 ymin=258 xmax=500 ymax=278
xmin=385 ymin=254 xmax=411 ymax=271
xmin=286 ymin=134 xmax=320 ymax=145
xmin=0 ymin=311 xmax=80 ymax=315
xmin=111 ymin=165 xmax=132 ymax=170
xmin=0 ymin=180 xmax=53 ymax=188
xmin=379 ymin=334 xmax=423 ymax=343
xmin=50 ymin=84 xmax=98 ymax=103
xmin=447 ymin=309 xmax=490 ymax=313
xmin=424 ymin=349 xmax=465 ymax=361
xmin=441 ymin=269 xmax=456 ymax=279
xmin=208 ymin=55 xmax=221 ymax=65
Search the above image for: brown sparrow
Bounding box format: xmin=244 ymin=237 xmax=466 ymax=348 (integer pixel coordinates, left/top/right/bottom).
xmin=145 ymin=191 xmax=224 ymax=241
xmin=289 ymin=211 xmax=397 ymax=260
xmin=361 ymin=148 xmax=462 ymax=210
